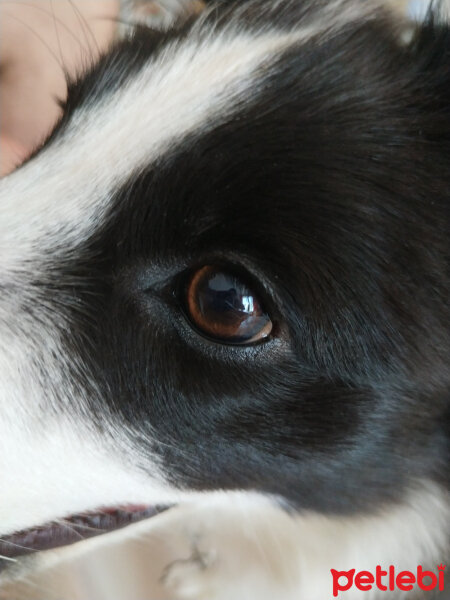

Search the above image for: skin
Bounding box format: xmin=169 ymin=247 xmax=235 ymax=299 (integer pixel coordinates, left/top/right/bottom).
xmin=0 ymin=0 xmax=119 ymax=176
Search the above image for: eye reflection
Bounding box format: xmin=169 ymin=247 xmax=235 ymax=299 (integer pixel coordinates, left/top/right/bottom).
xmin=185 ymin=266 xmax=272 ymax=345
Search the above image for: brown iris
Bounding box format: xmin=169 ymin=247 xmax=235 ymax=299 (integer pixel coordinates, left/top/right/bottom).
xmin=185 ymin=265 xmax=273 ymax=345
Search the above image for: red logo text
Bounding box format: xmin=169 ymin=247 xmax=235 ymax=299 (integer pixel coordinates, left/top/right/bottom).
xmin=331 ymin=565 xmax=446 ymax=597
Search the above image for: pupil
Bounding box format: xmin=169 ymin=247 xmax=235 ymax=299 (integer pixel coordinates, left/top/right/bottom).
xmin=186 ymin=266 xmax=272 ymax=345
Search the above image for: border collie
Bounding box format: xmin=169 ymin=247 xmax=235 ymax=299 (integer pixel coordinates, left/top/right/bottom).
xmin=0 ymin=1 xmax=448 ymax=598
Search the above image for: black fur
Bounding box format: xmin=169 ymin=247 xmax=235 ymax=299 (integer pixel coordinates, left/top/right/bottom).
xmin=34 ymin=1 xmax=449 ymax=516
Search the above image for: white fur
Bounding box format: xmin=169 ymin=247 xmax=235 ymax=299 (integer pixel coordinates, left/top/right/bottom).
xmin=8 ymin=484 xmax=448 ymax=599
xmin=0 ymin=0 xmax=385 ymax=261
xmin=161 ymin=484 xmax=450 ymax=600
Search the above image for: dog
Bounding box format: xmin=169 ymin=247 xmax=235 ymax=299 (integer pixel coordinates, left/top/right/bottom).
xmin=0 ymin=1 xmax=448 ymax=598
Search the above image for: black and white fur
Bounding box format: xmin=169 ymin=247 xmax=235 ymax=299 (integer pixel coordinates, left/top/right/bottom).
xmin=0 ymin=1 xmax=449 ymax=598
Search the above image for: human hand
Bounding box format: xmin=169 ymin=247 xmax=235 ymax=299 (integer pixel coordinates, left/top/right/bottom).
xmin=0 ymin=0 xmax=119 ymax=176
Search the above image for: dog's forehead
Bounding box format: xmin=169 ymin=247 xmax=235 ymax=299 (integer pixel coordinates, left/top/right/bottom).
xmin=0 ymin=0 xmax=392 ymax=252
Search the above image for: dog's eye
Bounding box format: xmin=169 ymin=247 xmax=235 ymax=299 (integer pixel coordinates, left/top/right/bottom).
xmin=185 ymin=266 xmax=272 ymax=345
